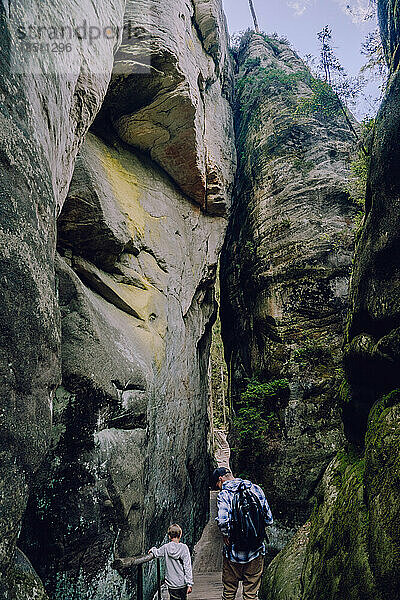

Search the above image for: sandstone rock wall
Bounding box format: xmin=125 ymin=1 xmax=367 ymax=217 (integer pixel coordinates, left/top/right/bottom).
xmin=2 ymin=1 xmax=235 ymax=599
xmin=94 ymin=0 xmax=235 ymax=215
xmin=343 ymin=0 xmax=400 ymax=437
xmin=0 ymin=1 xmax=126 ymax=597
xmin=262 ymin=1 xmax=400 ymax=598
xmin=220 ymin=32 xmax=357 ymax=545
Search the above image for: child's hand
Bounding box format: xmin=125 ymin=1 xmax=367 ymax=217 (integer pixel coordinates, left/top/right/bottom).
xmin=187 ymin=585 xmax=192 ymax=594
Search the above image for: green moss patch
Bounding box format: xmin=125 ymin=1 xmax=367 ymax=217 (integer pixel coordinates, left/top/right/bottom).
xmin=301 ymin=448 xmax=378 ymax=600
xmin=365 ymin=394 xmax=400 ymax=597
xmin=6 ymin=568 xmax=49 ymax=600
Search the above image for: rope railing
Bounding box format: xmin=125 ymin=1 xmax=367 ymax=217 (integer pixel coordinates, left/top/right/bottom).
xmin=112 ymin=553 xmax=162 ymax=600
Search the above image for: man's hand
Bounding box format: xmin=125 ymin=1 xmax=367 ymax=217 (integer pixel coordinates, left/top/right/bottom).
xmin=187 ymin=585 xmax=192 ymax=594
xmin=223 ymin=536 xmax=231 ymax=547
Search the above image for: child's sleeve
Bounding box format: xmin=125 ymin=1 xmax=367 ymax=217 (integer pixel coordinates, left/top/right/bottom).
xmin=183 ymin=546 xmax=194 ymax=586
xmin=149 ymin=544 xmax=166 ymax=558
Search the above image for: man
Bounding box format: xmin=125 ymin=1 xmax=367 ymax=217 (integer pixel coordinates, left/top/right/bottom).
xmin=212 ymin=467 xmax=273 ymax=600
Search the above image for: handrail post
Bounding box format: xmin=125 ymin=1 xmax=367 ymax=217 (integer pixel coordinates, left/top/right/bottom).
xmin=137 ymin=563 xmax=143 ymax=600
xmin=157 ymin=558 xmax=161 ymax=600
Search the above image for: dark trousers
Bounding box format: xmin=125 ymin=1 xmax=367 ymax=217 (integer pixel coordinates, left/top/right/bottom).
xmin=169 ymin=586 xmax=187 ymax=600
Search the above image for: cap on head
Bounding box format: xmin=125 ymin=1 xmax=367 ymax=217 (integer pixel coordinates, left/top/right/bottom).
xmin=211 ymin=467 xmax=231 ymax=489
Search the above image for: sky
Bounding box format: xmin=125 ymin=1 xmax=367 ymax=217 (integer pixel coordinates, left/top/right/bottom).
xmin=222 ymin=0 xmax=381 ymax=118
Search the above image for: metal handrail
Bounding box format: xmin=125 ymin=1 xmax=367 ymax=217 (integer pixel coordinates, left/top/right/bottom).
xmin=112 ymin=553 xmax=162 ymax=600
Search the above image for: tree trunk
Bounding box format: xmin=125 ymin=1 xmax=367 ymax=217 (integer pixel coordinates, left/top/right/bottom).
xmin=248 ymin=0 xmax=260 ymax=34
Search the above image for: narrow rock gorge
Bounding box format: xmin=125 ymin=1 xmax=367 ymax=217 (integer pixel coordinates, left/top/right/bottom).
xmin=1 ymin=0 xmax=400 ymax=599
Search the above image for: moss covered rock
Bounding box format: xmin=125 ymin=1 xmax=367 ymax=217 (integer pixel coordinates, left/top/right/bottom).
xmin=0 ymin=550 xmax=49 ymax=600
xmin=262 ymin=447 xmax=378 ymax=600
xmin=364 ymin=392 xmax=400 ymax=598
xmin=261 ymin=521 xmax=310 ymax=600
xmin=263 ymin=390 xmax=400 ymax=600
xmin=5 ymin=570 xmax=49 ymax=600
xmin=300 ymin=449 xmax=378 ymax=600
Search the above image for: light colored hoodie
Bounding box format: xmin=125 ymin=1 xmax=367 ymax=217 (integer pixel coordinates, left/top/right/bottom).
xmin=150 ymin=541 xmax=193 ymax=589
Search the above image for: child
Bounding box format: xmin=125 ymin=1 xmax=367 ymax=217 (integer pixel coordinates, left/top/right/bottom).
xmin=149 ymin=524 xmax=193 ymax=599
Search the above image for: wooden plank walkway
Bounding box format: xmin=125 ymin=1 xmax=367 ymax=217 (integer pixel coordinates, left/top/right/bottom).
xmin=190 ymin=432 xmax=242 ymax=599
xmin=191 ymin=573 xmax=222 ymax=599
xmin=190 ymin=490 xmax=243 ymax=599
xmin=158 ymin=577 xmax=243 ymax=600
xmin=156 ymin=432 xmax=243 ymax=599
xmin=190 ymin=574 xmax=243 ymax=600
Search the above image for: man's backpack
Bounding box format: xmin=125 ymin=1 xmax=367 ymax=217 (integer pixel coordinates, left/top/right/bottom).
xmin=230 ymin=482 xmax=266 ymax=551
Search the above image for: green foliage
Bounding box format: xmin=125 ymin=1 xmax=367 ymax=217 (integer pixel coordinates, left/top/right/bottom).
xmin=296 ymin=77 xmax=341 ymax=120
xmin=348 ymin=153 xmax=369 ymax=207
xmin=243 ymin=240 xmax=256 ymax=257
xmin=301 ymin=25 xmax=366 ymax=148
xmin=240 ymin=377 xmax=290 ymax=406
xmin=244 ymin=57 xmax=261 ymax=70
xmin=292 ymin=340 xmax=332 ymax=366
xmin=210 ymin=266 xmax=229 ymax=431
xmin=229 ymin=28 xmax=252 ymax=53
xmin=261 ymin=33 xmax=290 ymax=53
xmin=348 ymin=120 xmax=374 ymax=199
xmin=346 ymin=118 xmax=374 ymax=230
xmin=360 ymin=28 xmax=388 ymax=102
xmin=229 ymin=29 xmax=289 ymax=54
xmin=237 ymin=65 xmax=306 ymax=117
xmin=233 ymin=406 xmax=279 ymax=445
xmin=232 ymin=378 xmax=290 ymax=460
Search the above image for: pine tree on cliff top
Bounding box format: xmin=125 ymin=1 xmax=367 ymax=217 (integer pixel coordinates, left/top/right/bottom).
xmin=248 ymin=0 xmax=260 ymax=34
